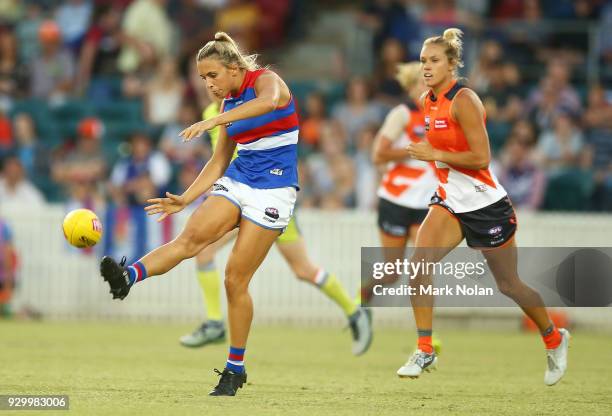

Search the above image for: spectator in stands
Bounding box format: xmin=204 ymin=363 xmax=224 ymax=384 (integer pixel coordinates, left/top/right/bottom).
xmin=109 ymin=132 xmax=171 ymax=207
xmin=0 ymin=216 xmax=17 ymax=318
xmin=14 ymin=2 xmax=43 ymax=75
xmin=215 ymin=0 xmax=261 ymax=51
xmin=144 ymin=57 xmax=184 ymax=126
xmin=0 ymin=23 xmax=18 ymax=105
xmin=51 ymin=117 xmax=106 ymax=206
xmin=498 ymin=134 xmax=547 ymax=210
xmin=469 ymin=40 xmax=503 ymax=94
xmin=13 ymin=113 xmax=47 ymax=179
xmin=304 ymin=121 xmax=355 ymax=209
xmin=583 ymin=84 xmax=612 ymax=210
xmin=525 ymin=58 xmax=581 ymax=130
xmin=0 ymin=110 xmax=11 ymax=157
xmin=502 ymin=0 xmax=548 ymax=67
xmin=535 ymin=109 xmax=585 ymax=177
xmin=332 ymin=77 xmax=383 ymax=151
xmin=55 ymin=0 xmax=93 ymax=51
xmin=0 ymin=154 xmax=45 ymax=209
xmin=299 ymin=91 xmax=328 ymax=153
xmin=481 ymin=61 xmax=523 ymax=123
xmin=117 ymin=0 xmax=174 ymax=74
xmin=171 ymin=0 xmax=215 ymax=65
xmin=28 ymin=20 xmax=75 ymax=101
xmin=359 ymin=0 xmax=422 ymax=59
xmin=600 ymin=1 xmax=612 ymax=66
xmin=354 ymin=125 xmax=378 ymax=211
xmin=76 ymin=4 xmax=123 ymax=97
xmin=374 ymin=38 xmax=407 ymax=106
xmin=159 ymin=101 xmax=210 ymax=164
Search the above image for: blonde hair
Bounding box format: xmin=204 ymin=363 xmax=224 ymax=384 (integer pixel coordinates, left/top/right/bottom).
xmin=424 ymin=28 xmax=464 ymax=74
xmin=395 ymin=62 xmax=422 ymax=91
xmin=196 ymin=32 xmax=259 ymax=70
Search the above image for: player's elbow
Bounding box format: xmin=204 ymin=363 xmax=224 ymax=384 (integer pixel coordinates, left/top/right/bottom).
xmin=262 ymin=96 xmax=279 ymax=112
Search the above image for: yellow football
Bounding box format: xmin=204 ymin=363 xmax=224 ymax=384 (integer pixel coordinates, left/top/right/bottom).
xmin=62 ymin=209 xmax=103 ymax=248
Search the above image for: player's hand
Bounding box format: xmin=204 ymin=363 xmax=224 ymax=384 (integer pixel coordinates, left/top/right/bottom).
xmin=406 ymin=142 xmax=439 ymax=162
xmin=179 ymin=118 xmax=218 ymax=142
xmin=144 ymin=192 xmax=186 ymax=222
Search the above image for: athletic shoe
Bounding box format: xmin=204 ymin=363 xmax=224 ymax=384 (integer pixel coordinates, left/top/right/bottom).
xmin=209 ymin=368 xmax=247 ymax=396
xmin=349 ymin=307 xmax=373 ymax=356
xmin=180 ymin=321 xmax=226 ymax=348
xmin=397 ymin=349 xmax=437 ymax=378
xmin=544 ymin=328 xmax=570 ymax=386
xmin=100 ymin=256 xmax=130 ymax=300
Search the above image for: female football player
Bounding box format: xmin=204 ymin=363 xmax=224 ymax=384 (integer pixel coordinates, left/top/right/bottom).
xmin=179 ymin=93 xmax=372 ymax=357
xmin=100 ymin=32 xmax=304 ymax=396
xmin=397 ymin=28 xmax=570 ymax=386
xmin=362 ymin=62 xmax=438 ymax=304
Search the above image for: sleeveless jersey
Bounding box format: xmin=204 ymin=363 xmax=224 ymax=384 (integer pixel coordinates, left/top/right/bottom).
xmin=222 ymin=69 xmax=299 ymax=189
xmin=377 ymin=101 xmax=438 ymax=209
xmin=423 ymin=81 xmax=507 ymax=213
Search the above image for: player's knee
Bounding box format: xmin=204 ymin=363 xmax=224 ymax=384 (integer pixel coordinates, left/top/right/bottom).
xmin=291 ymin=261 xmax=317 ymax=282
xmin=224 ymin=264 xmax=249 ymax=299
xmin=496 ymin=279 xmax=520 ymax=299
xmin=175 ymin=231 xmax=208 ymax=259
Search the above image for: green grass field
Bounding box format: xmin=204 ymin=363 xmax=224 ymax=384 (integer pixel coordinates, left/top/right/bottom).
xmin=2 ymin=320 xmax=611 ymax=416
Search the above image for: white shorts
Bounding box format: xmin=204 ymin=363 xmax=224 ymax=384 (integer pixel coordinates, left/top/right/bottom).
xmin=209 ymin=176 xmax=296 ymax=230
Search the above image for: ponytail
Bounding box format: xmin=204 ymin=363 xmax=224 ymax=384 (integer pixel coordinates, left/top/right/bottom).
xmin=197 ymin=31 xmax=260 ymax=70
xmin=424 ymin=28 xmax=464 ymax=75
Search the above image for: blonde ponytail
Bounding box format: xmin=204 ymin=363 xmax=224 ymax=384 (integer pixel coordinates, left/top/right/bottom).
xmin=197 ymin=31 xmax=260 ymax=70
xmin=424 ymin=27 xmax=464 ymax=75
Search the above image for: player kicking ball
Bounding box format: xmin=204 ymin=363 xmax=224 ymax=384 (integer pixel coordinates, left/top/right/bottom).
xmin=178 ymin=96 xmax=372 ymax=357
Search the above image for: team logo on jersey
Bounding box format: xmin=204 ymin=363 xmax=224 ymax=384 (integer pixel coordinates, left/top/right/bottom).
xmin=488 ymin=226 xmax=503 ymax=236
xmin=434 ymin=118 xmax=449 ymax=130
xmin=424 ymin=116 xmax=430 ymax=131
xmin=264 ymin=207 xmax=279 ymax=222
xmin=270 ymin=168 xmax=284 ymax=176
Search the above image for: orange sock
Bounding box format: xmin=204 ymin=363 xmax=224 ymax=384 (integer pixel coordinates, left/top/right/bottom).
xmin=418 ymin=336 xmax=434 ymax=354
xmin=542 ymin=325 xmax=562 ymax=349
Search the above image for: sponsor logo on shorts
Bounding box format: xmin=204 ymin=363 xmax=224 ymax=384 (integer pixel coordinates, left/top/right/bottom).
xmin=212 ymin=183 xmax=229 ymax=192
xmin=264 ymin=207 xmax=279 ymax=223
xmin=270 ymin=168 xmax=284 ymax=176
xmin=475 ymin=184 xmax=487 ymax=192
xmin=434 ymin=118 xmax=449 ymax=130
xmin=488 ymin=225 xmax=503 ymax=236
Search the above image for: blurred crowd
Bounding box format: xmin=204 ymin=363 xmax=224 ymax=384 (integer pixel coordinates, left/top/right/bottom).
xmin=0 ymin=0 xmax=611 ymax=215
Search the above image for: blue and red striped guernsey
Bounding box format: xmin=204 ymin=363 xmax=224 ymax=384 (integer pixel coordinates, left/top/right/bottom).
xmin=222 ymin=69 xmax=299 ymax=189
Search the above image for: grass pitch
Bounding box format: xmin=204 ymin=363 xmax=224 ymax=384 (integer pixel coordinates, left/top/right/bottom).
xmin=2 ymin=320 xmax=611 ymax=416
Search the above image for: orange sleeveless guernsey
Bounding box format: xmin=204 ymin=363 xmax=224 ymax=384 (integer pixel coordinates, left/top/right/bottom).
xmin=423 ymin=81 xmax=507 ymax=213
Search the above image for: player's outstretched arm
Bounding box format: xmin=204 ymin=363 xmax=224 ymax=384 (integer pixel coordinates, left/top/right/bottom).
xmin=145 ymin=126 xmax=236 ymax=222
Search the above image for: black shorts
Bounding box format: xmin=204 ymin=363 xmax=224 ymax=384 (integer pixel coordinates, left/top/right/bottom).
xmin=377 ymin=198 xmax=429 ymax=237
xmin=429 ymin=194 xmax=517 ymax=249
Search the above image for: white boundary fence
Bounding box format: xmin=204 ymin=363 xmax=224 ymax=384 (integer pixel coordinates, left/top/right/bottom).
xmin=2 ymin=206 xmax=612 ymax=331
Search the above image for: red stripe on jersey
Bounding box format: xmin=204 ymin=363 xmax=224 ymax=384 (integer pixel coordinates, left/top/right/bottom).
xmin=232 ymin=113 xmax=299 ymax=144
